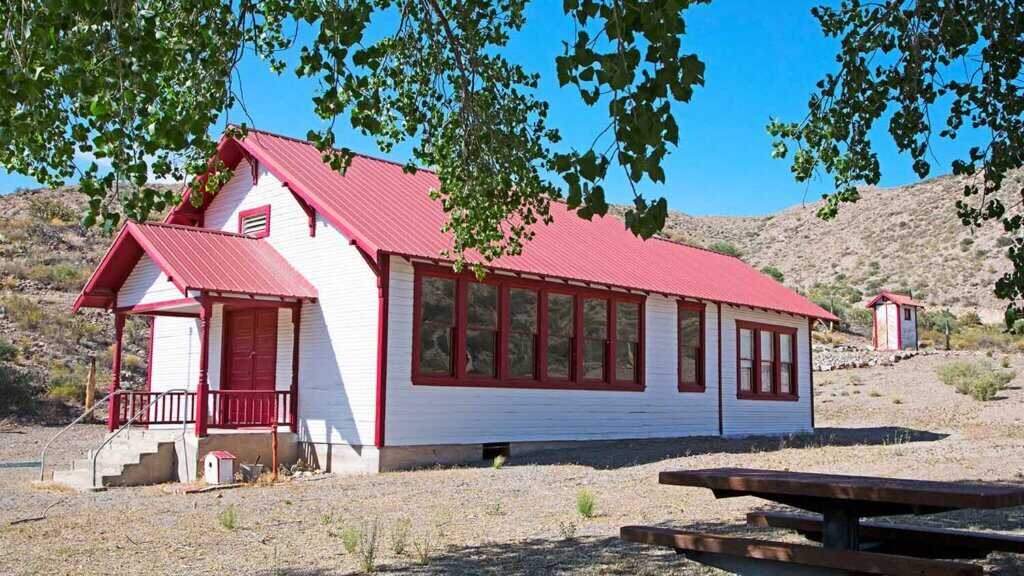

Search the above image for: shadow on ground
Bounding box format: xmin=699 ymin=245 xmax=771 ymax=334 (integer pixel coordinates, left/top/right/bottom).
xmin=512 ymin=427 xmax=948 ymax=470
xmin=253 ymin=511 xmax=1024 ymax=575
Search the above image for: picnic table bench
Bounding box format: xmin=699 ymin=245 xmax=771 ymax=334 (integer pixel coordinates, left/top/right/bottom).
xmin=621 ymin=467 xmax=1024 ymax=576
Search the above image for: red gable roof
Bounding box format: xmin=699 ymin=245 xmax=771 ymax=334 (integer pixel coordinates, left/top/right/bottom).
xmin=169 ymin=128 xmax=837 ymax=321
xmin=75 ymin=222 xmax=317 ymax=311
xmin=866 ymin=291 xmax=925 ymax=309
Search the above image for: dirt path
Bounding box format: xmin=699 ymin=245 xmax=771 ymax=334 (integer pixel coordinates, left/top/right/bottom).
xmin=2 ymin=353 xmax=1023 ymax=575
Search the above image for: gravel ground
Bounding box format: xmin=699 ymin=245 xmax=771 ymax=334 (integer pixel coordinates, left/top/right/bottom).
xmin=2 ymin=353 xmax=1024 ymax=575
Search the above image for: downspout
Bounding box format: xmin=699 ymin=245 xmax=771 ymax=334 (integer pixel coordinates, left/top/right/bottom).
xmin=717 ymin=302 xmax=723 ymax=436
xmin=373 ymin=253 xmax=391 ymax=448
xmin=808 ymin=317 xmax=816 ymax=430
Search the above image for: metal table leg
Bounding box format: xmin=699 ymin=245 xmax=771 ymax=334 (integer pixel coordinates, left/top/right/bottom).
xmin=822 ymin=501 xmax=860 ymax=550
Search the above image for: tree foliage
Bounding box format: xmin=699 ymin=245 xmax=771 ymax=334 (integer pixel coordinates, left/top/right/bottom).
xmin=768 ymin=0 xmax=1024 ymax=326
xmin=0 ymin=0 xmax=706 ymax=266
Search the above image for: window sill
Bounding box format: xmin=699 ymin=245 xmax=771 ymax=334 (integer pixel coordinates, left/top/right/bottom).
xmin=677 ymin=384 xmax=706 ymax=393
xmin=736 ymin=392 xmax=800 ymax=402
xmin=413 ymin=377 xmax=645 ymax=392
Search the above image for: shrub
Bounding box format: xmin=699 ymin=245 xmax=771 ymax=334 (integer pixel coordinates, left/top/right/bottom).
xmin=958 ymin=311 xmax=982 ymax=327
xmin=411 ymin=533 xmax=434 ymax=566
xmin=47 ymin=361 xmax=90 ymax=404
xmin=27 ymin=196 xmax=76 ymax=223
xmin=760 ymin=266 xmax=785 ymax=283
xmin=358 ymin=520 xmax=380 ymax=573
xmin=576 ymin=488 xmax=597 ymax=519
xmin=492 ymin=454 xmax=507 ymax=469
xmin=340 ymin=526 xmax=361 ymax=554
xmin=997 ymin=236 xmax=1014 ymax=247
xmin=935 ymin=359 xmax=1015 ymax=401
xmin=0 ymin=364 xmax=39 ymax=413
xmin=0 ymin=338 xmax=17 ymax=362
xmin=389 ymin=517 xmax=411 ymax=555
xmin=218 ymin=505 xmax=240 ymax=530
xmin=708 ymin=241 xmax=742 ymax=258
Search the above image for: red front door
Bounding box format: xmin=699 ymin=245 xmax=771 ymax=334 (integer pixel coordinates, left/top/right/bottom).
xmin=221 ymin=309 xmax=278 ymax=425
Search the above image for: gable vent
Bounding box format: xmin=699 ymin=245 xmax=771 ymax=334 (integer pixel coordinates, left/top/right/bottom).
xmin=240 ymin=211 xmax=268 ymax=237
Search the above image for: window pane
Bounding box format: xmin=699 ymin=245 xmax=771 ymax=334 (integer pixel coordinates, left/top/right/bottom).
xmin=780 ymin=333 xmax=793 ymax=362
xmin=740 ymin=361 xmax=753 ymax=391
xmin=780 ymin=363 xmax=793 ymax=394
xmin=509 ymin=333 xmax=535 ymax=378
xmin=583 ymin=299 xmax=607 ymax=338
xmin=760 ymin=331 xmax=774 ymax=360
xmin=615 ymin=342 xmax=636 ymax=381
xmin=680 ymin=310 xmax=700 ymax=346
xmin=421 ymin=276 xmax=455 ymax=324
xmin=418 ymin=325 xmax=451 ymax=374
xmin=547 ymin=293 xmax=574 ymax=335
xmin=547 ymin=336 xmax=572 ymax=379
xmin=615 ymin=302 xmax=639 ymax=341
xmin=467 ymin=283 xmax=498 ymax=328
xmin=760 ymin=362 xmax=774 ymax=392
xmin=583 ymin=339 xmax=605 ymax=380
xmin=465 ymin=329 xmax=496 ymax=376
xmin=509 ymin=288 xmax=538 ymax=332
xmin=739 ymin=329 xmax=753 ymax=359
xmin=680 ymin=346 xmax=698 ymax=383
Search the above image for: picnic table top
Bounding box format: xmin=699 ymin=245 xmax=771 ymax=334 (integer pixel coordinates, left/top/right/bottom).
xmin=660 ymin=468 xmax=1024 ymax=511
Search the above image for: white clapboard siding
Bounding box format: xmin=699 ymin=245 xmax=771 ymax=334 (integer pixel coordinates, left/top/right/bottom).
xmin=719 ymin=305 xmax=813 ymax=437
xmin=874 ymin=305 xmax=889 ymax=349
xmin=117 ymin=254 xmax=184 ymax=308
xmin=383 ymin=256 xmax=722 ymax=446
xmin=198 ymin=160 xmax=380 ymax=446
xmin=886 ymin=303 xmax=899 ymax=349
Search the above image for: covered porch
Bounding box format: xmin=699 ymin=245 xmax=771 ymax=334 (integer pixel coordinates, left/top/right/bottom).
xmin=74 ymin=222 xmax=319 ymax=437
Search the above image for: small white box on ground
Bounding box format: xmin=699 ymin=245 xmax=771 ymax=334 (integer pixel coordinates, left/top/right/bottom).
xmin=204 ymin=451 xmax=236 ymax=484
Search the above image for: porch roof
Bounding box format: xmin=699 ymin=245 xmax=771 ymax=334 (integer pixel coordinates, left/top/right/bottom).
xmin=74 ymin=222 xmax=318 ymax=311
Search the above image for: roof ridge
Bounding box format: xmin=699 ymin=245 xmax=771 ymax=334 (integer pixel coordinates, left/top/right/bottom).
xmin=227 ymin=124 xmax=437 ymax=174
xmin=135 ymin=221 xmax=256 ymax=240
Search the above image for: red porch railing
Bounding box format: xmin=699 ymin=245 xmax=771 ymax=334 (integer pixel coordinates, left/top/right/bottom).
xmin=208 ymin=390 xmax=294 ymax=429
xmin=116 ymin=390 xmax=293 ymax=429
xmin=119 ymin=390 xmax=196 ymax=426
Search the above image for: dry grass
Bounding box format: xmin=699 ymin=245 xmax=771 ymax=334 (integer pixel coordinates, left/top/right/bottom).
xmin=0 ymin=353 xmax=1023 ymax=575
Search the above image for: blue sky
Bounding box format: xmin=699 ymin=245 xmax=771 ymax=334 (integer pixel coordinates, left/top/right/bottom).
xmin=0 ymin=2 xmax=978 ymax=216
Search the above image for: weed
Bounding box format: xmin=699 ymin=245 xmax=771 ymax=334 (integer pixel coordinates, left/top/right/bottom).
xmin=1001 ymin=357 xmax=1011 ymax=369
xmin=321 ymin=512 xmax=333 ymax=526
xmin=411 ymin=532 xmax=434 ymax=566
xmin=576 ymin=488 xmax=597 ymax=519
xmin=848 ymin=375 xmax=863 ymax=386
xmin=936 ymin=359 xmax=1015 ymax=401
xmin=868 ymin=389 xmax=882 ymax=398
xmin=218 ymin=505 xmax=240 ymax=530
xmin=433 ymin=510 xmax=453 ymax=545
xmin=486 ymin=500 xmax=505 ymax=516
xmin=0 ymin=363 xmax=39 ymax=413
xmin=390 ymin=517 xmax=411 ymax=555
xmin=357 ymin=519 xmax=379 ymax=573
xmin=558 ymin=521 xmax=578 ymax=540
xmin=892 ymin=394 xmax=904 ymax=405
xmin=340 ymin=525 xmax=361 ymax=554
xmin=0 ymin=338 xmax=17 ymax=362
xmin=492 ymin=454 xmax=507 ymax=469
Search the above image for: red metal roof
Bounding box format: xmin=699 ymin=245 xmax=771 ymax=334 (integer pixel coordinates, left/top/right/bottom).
xmin=75 ymin=222 xmax=317 ymax=311
xmin=171 ymin=128 xmax=838 ymax=321
xmin=866 ymin=291 xmax=925 ymax=309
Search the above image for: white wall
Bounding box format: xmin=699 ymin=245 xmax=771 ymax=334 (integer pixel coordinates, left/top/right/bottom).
xmin=874 ymin=304 xmax=889 ymax=350
xmin=719 ymin=305 xmax=813 ymax=437
xmin=117 ymin=254 xmax=184 ymax=308
xmin=900 ymin=306 xmax=918 ymax=349
xmin=198 ymin=160 xmax=380 ymax=446
xmin=886 ymin=302 xmax=899 ymax=350
xmin=383 ymin=256 xmax=723 ymax=446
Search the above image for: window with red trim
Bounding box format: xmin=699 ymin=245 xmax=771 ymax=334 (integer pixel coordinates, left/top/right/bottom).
xmin=736 ymin=320 xmax=798 ymax=400
xmin=412 ymin=265 xmax=644 ymax=391
xmin=238 ymin=205 xmax=271 ymax=238
xmin=678 ymin=302 xmax=705 ymax=392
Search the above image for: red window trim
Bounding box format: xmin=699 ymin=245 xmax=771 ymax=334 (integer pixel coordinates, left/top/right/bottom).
xmin=238 ymin=205 xmax=271 ymax=238
xmin=735 ymin=320 xmax=798 ymax=401
xmin=411 ymin=263 xmax=645 ymax=392
xmin=677 ymin=301 xmax=706 ymax=393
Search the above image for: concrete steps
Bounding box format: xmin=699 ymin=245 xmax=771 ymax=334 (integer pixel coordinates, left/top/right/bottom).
xmin=50 ymin=433 xmax=180 ymax=491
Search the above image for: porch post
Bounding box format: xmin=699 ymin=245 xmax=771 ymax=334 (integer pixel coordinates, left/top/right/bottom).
xmin=290 ymin=302 xmax=301 ymax=432
xmin=108 ymin=312 xmax=126 ymax=432
xmin=194 ymin=298 xmax=212 ymax=437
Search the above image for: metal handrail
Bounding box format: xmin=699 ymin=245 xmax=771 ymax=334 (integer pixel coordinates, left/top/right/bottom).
xmin=38 ymin=390 xmax=124 ymax=482
xmin=91 ymin=388 xmax=189 ymax=487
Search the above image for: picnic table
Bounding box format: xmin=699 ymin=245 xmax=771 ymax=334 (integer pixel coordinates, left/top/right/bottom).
xmin=621 ymin=467 xmax=1024 ymax=576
